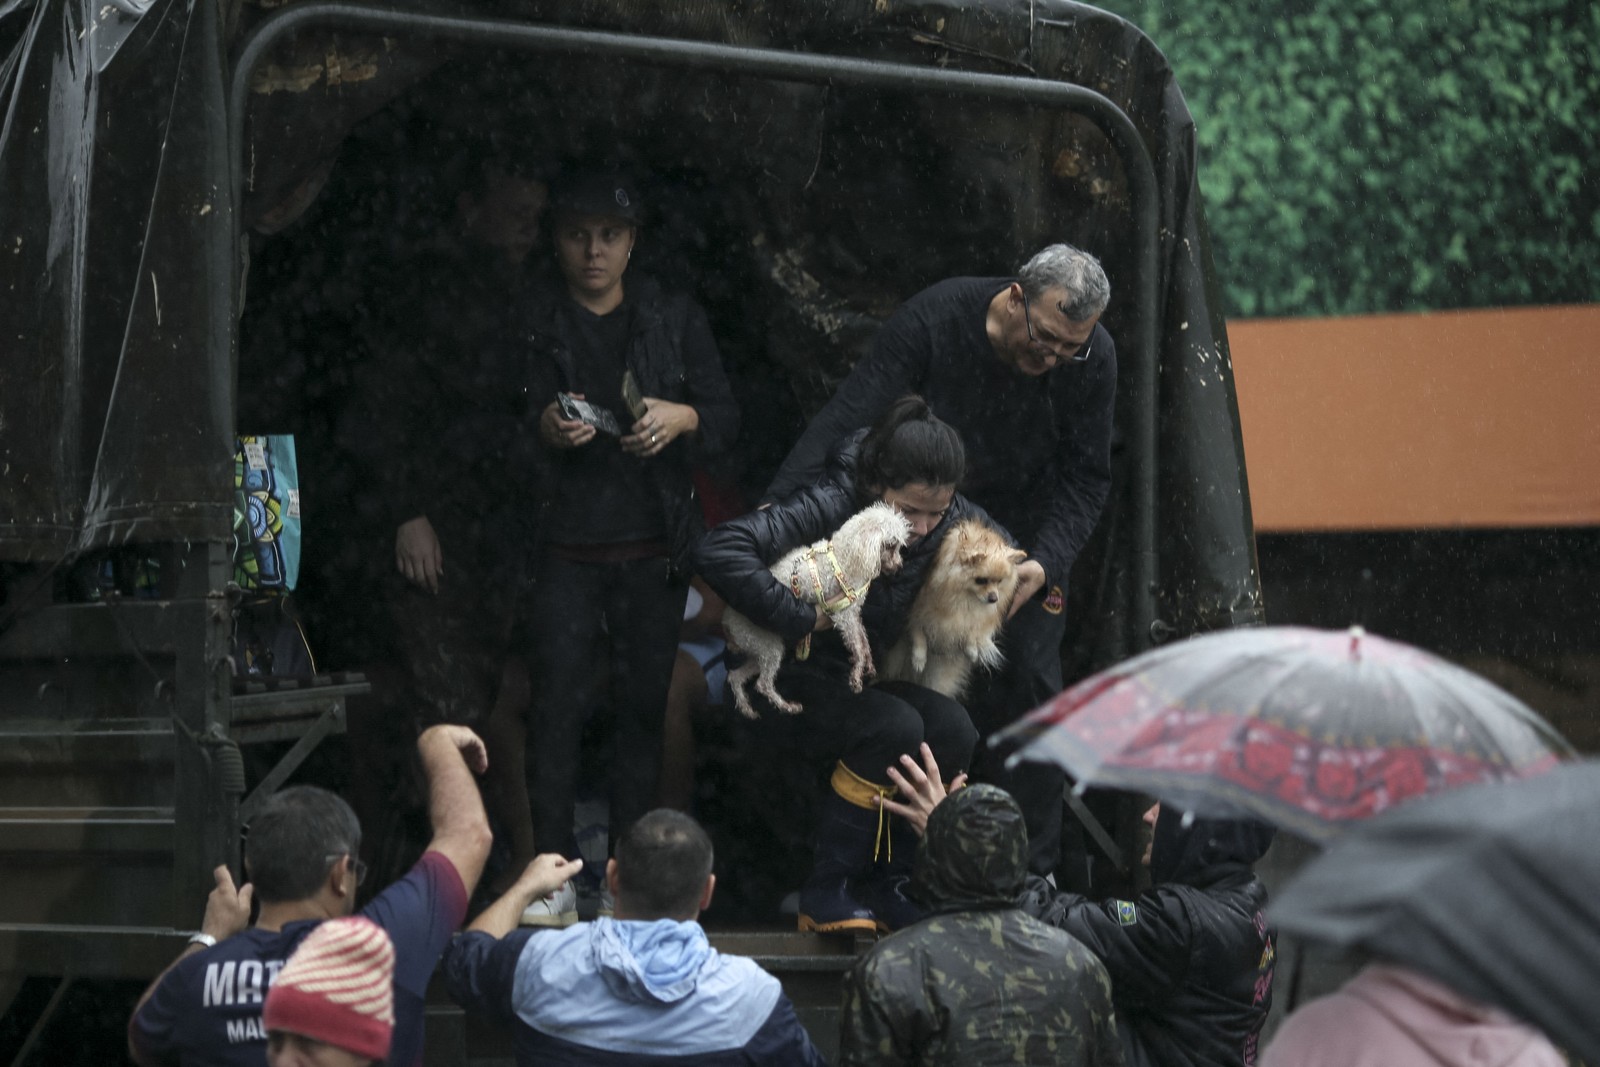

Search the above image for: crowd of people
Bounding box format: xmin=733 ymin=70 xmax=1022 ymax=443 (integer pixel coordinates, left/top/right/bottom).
xmin=125 ymin=156 xmax=1568 ymax=1067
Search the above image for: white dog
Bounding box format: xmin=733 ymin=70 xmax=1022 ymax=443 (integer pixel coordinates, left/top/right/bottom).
xmin=723 ymin=502 xmax=912 ymax=718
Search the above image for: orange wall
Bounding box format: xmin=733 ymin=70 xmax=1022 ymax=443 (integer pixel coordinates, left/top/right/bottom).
xmin=1229 ymin=305 xmax=1600 ymax=532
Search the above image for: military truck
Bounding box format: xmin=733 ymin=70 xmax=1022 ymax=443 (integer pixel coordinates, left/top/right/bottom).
xmin=0 ymin=0 xmax=1260 ymax=1059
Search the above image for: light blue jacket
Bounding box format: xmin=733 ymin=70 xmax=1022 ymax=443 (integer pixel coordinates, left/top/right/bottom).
xmin=445 ymin=917 xmax=827 ymax=1065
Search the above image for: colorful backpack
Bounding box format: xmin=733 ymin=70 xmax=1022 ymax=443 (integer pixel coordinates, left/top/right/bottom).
xmin=232 ymin=434 xmax=301 ymax=593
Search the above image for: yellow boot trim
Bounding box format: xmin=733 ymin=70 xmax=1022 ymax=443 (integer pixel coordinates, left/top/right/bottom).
xmin=831 ymin=761 xmax=896 ymax=864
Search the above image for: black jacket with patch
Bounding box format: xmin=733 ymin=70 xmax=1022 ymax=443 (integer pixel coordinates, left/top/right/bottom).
xmin=1019 ymin=812 xmax=1278 ymax=1067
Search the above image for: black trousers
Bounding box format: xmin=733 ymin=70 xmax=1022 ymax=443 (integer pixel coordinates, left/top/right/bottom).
xmin=523 ymin=553 xmax=688 ymax=855
xmin=752 ymin=656 xmax=980 ymax=789
xmin=966 ymin=594 xmax=1069 ymax=877
xmin=384 ymin=522 xmax=523 ymax=727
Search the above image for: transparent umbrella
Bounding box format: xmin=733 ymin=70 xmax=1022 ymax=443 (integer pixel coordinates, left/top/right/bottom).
xmin=997 ymin=626 xmax=1572 ymax=840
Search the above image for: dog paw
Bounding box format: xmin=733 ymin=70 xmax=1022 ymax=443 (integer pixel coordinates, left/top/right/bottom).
xmin=779 ymin=701 xmax=804 ymax=715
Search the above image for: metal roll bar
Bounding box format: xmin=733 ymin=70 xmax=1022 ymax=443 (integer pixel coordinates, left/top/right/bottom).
xmin=228 ymin=2 xmax=1162 ymax=655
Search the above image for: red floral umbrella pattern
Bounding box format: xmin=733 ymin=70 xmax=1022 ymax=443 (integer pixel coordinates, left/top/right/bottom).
xmin=1001 ymin=627 xmax=1571 ymax=839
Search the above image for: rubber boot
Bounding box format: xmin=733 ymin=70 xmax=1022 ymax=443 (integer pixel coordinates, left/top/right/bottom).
xmin=798 ymin=762 xmax=893 ymax=935
xmin=859 ymin=819 xmax=925 ymax=933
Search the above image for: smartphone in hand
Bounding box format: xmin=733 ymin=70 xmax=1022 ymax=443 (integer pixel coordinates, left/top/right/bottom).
xmin=557 ymin=392 xmax=624 ymax=436
xmin=620 ymin=370 xmax=649 ymax=423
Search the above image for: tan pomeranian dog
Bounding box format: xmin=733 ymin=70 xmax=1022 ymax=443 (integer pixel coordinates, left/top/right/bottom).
xmin=879 ymin=518 xmax=1027 ymax=700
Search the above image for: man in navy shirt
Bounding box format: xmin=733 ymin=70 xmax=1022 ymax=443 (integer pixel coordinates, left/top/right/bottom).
xmin=767 ymin=243 xmax=1117 ymax=877
xmin=129 ymin=724 xmax=493 ymax=1067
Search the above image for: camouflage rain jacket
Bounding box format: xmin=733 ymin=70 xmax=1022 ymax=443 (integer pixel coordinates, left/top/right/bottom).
xmin=838 ymin=785 xmax=1126 ymax=1066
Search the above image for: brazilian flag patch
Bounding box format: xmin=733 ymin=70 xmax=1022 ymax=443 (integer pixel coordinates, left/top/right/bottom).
xmin=1114 ymin=900 xmax=1139 ymax=926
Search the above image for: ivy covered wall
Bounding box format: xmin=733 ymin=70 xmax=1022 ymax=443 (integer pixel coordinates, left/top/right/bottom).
xmin=1090 ymin=0 xmax=1599 ymax=317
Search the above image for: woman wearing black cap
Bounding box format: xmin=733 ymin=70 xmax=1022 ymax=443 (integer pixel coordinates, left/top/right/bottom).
xmin=520 ymin=169 xmax=738 ymax=914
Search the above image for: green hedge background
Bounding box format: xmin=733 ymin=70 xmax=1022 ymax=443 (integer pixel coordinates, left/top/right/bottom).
xmin=1092 ymin=0 xmax=1599 ymax=317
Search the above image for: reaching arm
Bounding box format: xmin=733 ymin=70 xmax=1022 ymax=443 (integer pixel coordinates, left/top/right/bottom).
xmin=675 ymin=297 xmax=741 ymax=457
xmin=1027 ymin=326 xmax=1117 ymax=588
xmin=440 ymin=857 xmax=580 ymax=1028
xmin=417 ymin=725 xmax=494 ymax=899
xmin=129 ymin=865 xmax=254 ymax=1064
xmin=1017 ymin=874 xmax=1193 ymax=1008
xmin=467 ymin=855 xmax=584 ymax=939
xmin=692 ymin=483 xmax=854 ymax=642
xmin=764 ymin=299 xmax=932 ymax=501
xmin=877 ymin=742 xmax=967 ymax=836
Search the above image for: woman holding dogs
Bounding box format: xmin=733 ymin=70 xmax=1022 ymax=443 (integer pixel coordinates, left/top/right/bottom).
xmin=695 ymin=395 xmax=1004 ymax=934
xmin=521 ymin=168 xmax=739 ymax=914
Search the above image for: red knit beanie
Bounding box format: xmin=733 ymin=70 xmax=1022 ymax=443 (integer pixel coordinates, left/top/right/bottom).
xmin=263 ymin=916 xmax=395 ymax=1061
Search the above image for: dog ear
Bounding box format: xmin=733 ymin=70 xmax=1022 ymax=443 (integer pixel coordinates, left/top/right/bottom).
xmin=1008 ymin=549 xmax=1029 ymax=564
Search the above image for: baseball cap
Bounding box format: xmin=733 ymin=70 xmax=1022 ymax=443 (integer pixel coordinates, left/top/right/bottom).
xmin=550 ymin=168 xmax=643 ymax=225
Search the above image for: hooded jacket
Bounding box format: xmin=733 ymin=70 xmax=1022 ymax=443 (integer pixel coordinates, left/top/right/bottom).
xmin=444 ymin=917 xmax=825 ymax=1066
xmin=839 ymin=785 xmax=1126 ymax=1066
xmin=694 ymin=432 xmax=1005 ymax=657
xmin=1260 ymin=964 xmax=1566 ymax=1067
xmin=1020 ymin=810 xmax=1278 ymax=1067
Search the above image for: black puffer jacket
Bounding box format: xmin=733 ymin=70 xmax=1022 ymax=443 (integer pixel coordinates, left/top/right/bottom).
xmin=1019 ymin=810 xmax=1278 ymax=1067
xmin=692 ymin=433 xmax=1003 ymax=656
xmin=524 ymin=273 xmax=739 ymax=573
xmin=839 ymin=786 xmax=1125 ymax=1066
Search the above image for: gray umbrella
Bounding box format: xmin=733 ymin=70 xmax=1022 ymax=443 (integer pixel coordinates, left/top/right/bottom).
xmin=1268 ymin=760 xmax=1600 ymax=1065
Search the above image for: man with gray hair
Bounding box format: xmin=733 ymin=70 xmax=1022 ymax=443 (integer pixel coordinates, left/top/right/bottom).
xmin=766 ymin=243 xmax=1116 ymax=883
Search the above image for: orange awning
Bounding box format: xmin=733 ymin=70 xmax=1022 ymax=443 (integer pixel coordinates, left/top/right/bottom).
xmin=1230 ymin=304 xmax=1600 ymax=532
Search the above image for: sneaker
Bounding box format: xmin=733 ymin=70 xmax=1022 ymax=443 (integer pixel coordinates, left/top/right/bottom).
xmin=519 ymin=881 xmax=578 ymax=928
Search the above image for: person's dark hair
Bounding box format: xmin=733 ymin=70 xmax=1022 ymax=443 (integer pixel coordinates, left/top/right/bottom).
xmin=614 ymin=809 xmax=714 ymax=919
xmin=856 ymin=394 xmax=966 ymax=501
xmin=244 ymin=786 xmax=362 ymax=905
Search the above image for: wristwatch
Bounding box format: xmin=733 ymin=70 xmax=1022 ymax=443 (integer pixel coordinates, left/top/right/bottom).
xmin=187 ymin=932 xmax=218 ymax=949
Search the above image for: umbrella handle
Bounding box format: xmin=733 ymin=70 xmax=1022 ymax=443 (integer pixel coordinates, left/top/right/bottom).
xmin=1284 ymin=937 xmax=1305 ymax=1011
xmin=1065 ymin=788 xmax=1125 ymax=872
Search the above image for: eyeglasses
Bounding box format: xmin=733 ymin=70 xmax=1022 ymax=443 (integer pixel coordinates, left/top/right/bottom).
xmin=1022 ymin=292 xmax=1094 ymax=364
xmin=326 ymin=853 xmax=368 ymax=887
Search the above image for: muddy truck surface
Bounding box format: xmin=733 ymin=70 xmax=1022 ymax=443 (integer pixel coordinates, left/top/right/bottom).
xmin=0 ymin=0 xmax=1259 ymax=1059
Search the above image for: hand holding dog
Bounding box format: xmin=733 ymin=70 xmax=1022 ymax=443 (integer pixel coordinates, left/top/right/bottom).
xmin=1007 ymin=559 xmax=1048 ymax=619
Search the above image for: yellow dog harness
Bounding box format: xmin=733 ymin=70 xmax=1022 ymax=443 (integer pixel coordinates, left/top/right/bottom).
xmin=788 ymin=544 xmax=870 ymax=661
